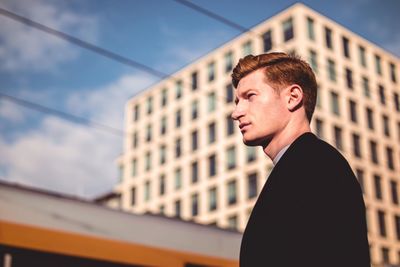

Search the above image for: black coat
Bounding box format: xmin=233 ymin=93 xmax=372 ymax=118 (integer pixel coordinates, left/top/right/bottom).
xmin=240 ymin=132 xmax=370 ymax=267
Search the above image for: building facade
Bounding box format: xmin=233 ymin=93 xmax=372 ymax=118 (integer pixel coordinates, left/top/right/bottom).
xmin=114 ymin=3 xmax=400 ymax=266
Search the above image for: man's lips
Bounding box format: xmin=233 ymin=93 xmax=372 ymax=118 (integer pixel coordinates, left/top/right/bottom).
xmin=239 ymin=122 xmax=251 ymax=131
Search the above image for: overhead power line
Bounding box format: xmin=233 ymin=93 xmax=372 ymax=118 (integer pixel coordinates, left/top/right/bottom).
xmin=0 ymin=93 xmax=125 ymax=137
xmin=0 ymin=7 xmax=169 ymax=80
xmin=173 ymin=0 xmax=252 ymax=33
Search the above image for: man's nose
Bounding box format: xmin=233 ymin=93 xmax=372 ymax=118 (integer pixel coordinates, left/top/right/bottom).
xmin=231 ymin=103 xmax=245 ymax=120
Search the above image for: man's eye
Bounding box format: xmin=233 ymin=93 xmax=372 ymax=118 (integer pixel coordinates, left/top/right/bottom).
xmin=248 ymin=93 xmax=256 ymax=99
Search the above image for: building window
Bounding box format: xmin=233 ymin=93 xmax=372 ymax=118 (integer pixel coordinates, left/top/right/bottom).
xmin=370 ymin=140 xmax=379 ymax=164
xmin=208 ymin=61 xmax=215 ymax=82
xmin=131 ymin=158 xmax=137 ymax=177
xmin=391 ymin=181 xmax=399 ymax=205
xmin=242 ymin=40 xmax=252 ymax=56
xmin=191 ymin=193 xmax=199 ymax=216
xmin=395 ymin=215 xmax=400 ymax=240
xmin=191 ymin=100 xmax=198 ymax=120
xmin=226 ymin=146 xmax=236 ymax=170
xmin=175 ymin=138 xmax=182 ymax=158
xmin=191 ymin=130 xmax=198 ymax=151
xmin=316 ymin=86 xmax=322 ymax=108
xmin=131 ymin=187 xmax=136 ymax=206
xmin=327 ymin=59 xmax=336 ymax=82
xmin=309 ymin=49 xmax=318 ymax=73
xmin=228 ymin=215 xmax=238 ymax=230
xmin=191 ymin=71 xmax=198 ymax=91
xmin=226 ymin=114 xmax=235 ymax=136
xmin=342 ymin=36 xmax=350 ymax=58
xmin=161 ymin=88 xmax=168 ymax=107
xmin=160 ymin=144 xmax=166 ymax=165
xmin=325 ymin=26 xmax=333 ymax=49
xmin=209 ymin=187 xmax=217 ymax=211
xmin=160 ymin=116 xmax=167 ymax=135
xmin=263 ymin=29 xmax=273 ymax=52
xmin=208 ymin=154 xmax=217 ymax=177
xmin=383 ymin=115 xmax=390 ymax=137
xmin=146 ymin=96 xmax=153 ymax=115
xmin=248 ymin=172 xmax=258 ymax=199
xmin=208 ymin=91 xmax=216 ymax=112
xmin=144 ymin=180 xmax=151 ymax=202
xmin=282 ymin=17 xmax=294 ymax=41
xmin=134 ymin=104 xmax=140 ymax=121
xmin=356 ymin=169 xmax=365 ymax=194
xmin=349 ymin=100 xmax=358 ymax=123
xmin=191 ymin=161 xmax=199 ymax=183
xmin=366 ymin=108 xmax=374 ymax=130
xmin=345 ymin=68 xmax=353 ymax=89
xmin=118 ymin=165 xmax=124 ymax=182
xmin=386 ymin=147 xmax=395 ymax=170
xmin=132 ymin=131 xmax=138 ymax=148
xmin=176 ymin=80 xmax=183 ymax=99
xmin=330 ymin=91 xmax=340 ymax=116
xmin=377 ymin=210 xmax=386 ymax=237
xmin=334 ymin=126 xmax=343 ymax=151
xmin=145 ymin=151 xmax=152 ymax=171
xmin=375 ymin=54 xmax=382 ymax=75
xmin=226 ymin=84 xmax=234 ymax=103
xmin=394 ymin=93 xmax=400 ymax=112
xmin=398 ymin=122 xmax=400 ymax=142
xmin=176 ymin=109 xmax=182 ymax=128
xmin=378 ymin=84 xmax=386 ymax=105
xmin=390 ymin=63 xmax=397 ymax=83
xmin=225 ymin=51 xmax=233 ymax=73
xmin=159 ymin=174 xmax=166 ymax=196
xmin=381 ymin=247 xmax=390 ymax=263
xmin=374 ymin=174 xmax=383 ymax=200
xmin=307 ymin=17 xmax=315 ymax=41
xmin=175 ymin=199 xmax=181 ymax=218
xmin=352 ymin=133 xmax=361 ymax=158
xmin=146 ymin=124 xmax=152 ymax=142
xmin=175 ymin=168 xmax=182 ymax=190
xmin=315 ymin=118 xmax=324 ymax=139
xmin=359 ymin=46 xmax=367 ymax=67
xmin=160 ymin=205 xmax=166 ymax=214
xmin=227 ymin=179 xmax=237 ymax=205
xmin=208 ymin=122 xmax=216 ymax=144
xmin=247 ymin=146 xmax=257 ymax=162
xmin=362 ymin=77 xmax=370 ymax=98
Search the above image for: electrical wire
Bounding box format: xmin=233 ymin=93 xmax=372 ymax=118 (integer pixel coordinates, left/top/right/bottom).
xmin=173 ymin=0 xmax=252 ymax=34
xmin=0 ymin=93 xmax=125 ymax=136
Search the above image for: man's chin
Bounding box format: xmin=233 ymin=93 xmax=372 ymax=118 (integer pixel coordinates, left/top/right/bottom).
xmin=243 ymin=136 xmax=271 ymax=147
xmin=243 ymin=138 xmax=262 ymax=146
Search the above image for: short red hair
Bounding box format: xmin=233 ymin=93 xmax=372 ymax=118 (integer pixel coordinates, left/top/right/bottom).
xmin=232 ymin=52 xmax=317 ymax=122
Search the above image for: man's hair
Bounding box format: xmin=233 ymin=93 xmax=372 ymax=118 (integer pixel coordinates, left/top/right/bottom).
xmin=231 ymin=52 xmax=317 ymax=122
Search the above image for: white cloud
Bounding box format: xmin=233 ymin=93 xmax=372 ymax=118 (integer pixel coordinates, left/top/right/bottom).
xmin=0 ymin=99 xmax=26 ymax=123
xmin=66 ymin=74 xmax=154 ymax=128
xmin=0 ymin=0 xmax=98 ymax=71
xmin=0 ymin=73 xmax=155 ymax=199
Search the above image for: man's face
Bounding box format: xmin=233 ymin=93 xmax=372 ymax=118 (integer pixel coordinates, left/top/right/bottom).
xmin=231 ymin=69 xmax=289 ymax=147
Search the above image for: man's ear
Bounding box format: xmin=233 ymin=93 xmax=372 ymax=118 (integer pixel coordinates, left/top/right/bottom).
xmin=286 ymin=84 xmax=304 ymax=111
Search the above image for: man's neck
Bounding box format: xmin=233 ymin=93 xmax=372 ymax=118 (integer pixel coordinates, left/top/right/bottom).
xmin=263 ymin=120 xmax=311 ymax=162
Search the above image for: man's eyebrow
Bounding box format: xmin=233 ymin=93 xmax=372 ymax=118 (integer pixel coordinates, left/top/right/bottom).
xmin=234 ymin=88 xmax=251 ymax=104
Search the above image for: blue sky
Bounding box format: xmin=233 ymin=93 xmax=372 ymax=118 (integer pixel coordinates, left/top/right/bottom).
xmin=0 ymin=0 xmax=399 ymax=199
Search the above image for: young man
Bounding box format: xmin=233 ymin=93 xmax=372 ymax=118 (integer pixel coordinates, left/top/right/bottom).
xmin=231 ymin=52 xmax=370 ymax=266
